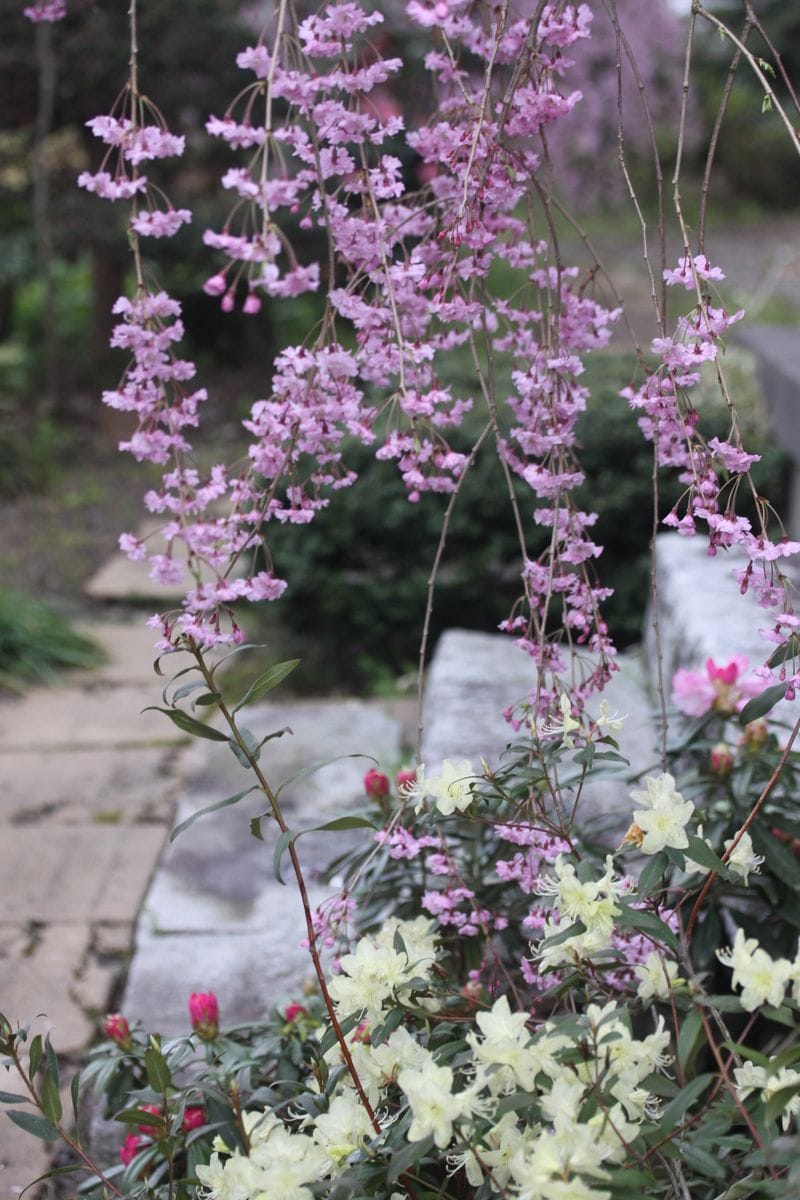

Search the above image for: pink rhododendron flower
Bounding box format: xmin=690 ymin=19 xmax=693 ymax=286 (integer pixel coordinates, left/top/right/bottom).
xmin=672 ymin=656 xmax=764 ymax=717
xmin=188 ymin=991 xmax=219 ymax=1039
xmin=283 ymin=1002 xmax=309 ymax=1023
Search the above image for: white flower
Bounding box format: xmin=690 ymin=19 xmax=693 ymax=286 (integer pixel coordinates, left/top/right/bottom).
xmin=312 ymin=1091 xmax=375 ymax=1169
xmin=418 ymin=758 xmax=476 ymax=815
xmin=537 ymin=693 xmax=581 ymax=747
xmin=635 ymin=951 xmax=679 ymax=1002
xmin=398 ymin=1058 xmax=468 ymax=1148
xmin=629 ymin=773 xmax=694 ymax=854
xmin=724 ymin=831 xmax=764 ymax=885
xmin=718 ymin=928 xmax=793 ymax=1011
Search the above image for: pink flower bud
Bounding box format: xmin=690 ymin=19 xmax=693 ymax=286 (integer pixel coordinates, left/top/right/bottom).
xmin=710 ymin=743 xmax=734 ymax=778
xmin=363 ymin=768 xmax=390 ymax=798
xmin=102 ymin=1012 xmax=132 ymax=1050
xmin=221 ymin=290 xmax=235 ymax=313
xmin=189 ymin=992 xmax=219 ymax=1040
xmin=283 ymin=1002 xmax=308 ymax=1024
xmin=120 ymin=1133 xmax=144 ymax=1165
xmin=243 ymin=292 xmax=261 ymax=314
xmin=396 ymin=768 xmax=416 ymax=792
xmin=182 ymin=1106 xmax=207 ymax=1133
xmin=740 ymin=719 xmax=768 ymax=752
xmin=203 ymin=273 xmax=227 ymax=297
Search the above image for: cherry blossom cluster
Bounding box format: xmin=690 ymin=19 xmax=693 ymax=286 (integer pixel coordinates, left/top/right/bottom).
xmin=625 ymin=253 xmax=800 ymax=691
xmin=23 ymin=0 xmax=65 ymax=21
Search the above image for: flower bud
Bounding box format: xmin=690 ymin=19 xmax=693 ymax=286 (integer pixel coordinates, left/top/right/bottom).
xmin=242 ymin=291 xmax=261 ymax=314
xmin=283 ymin=1002 xmax=308 ymax=1024
xmin=102 ymin=1012 xmax=133 ymax=1051
xmin=189 ymin=992 xmax=219 ymax=1040
xmin=182 ymin=1106 xmax=207 ymax=1133
xmin=710 ymin=742 xmax=734 ymax=778
xmin=363 ymin=768 xmax=390 ymax=798
xmin=221 ymin=290 xmax=235 ymax=313
xmin=740 ymin=719 xmax=768 ymax=752
xmin=202 ymin=272 xmax=227 ymax=297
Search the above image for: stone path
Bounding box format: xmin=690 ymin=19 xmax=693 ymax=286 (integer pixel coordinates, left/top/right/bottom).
xmin=0 ymin=620 xmax=185 ymax=1198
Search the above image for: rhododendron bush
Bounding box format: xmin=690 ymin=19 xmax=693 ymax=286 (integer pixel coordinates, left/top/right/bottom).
xmin=4 ymin=1 xmax=800 ymax=1198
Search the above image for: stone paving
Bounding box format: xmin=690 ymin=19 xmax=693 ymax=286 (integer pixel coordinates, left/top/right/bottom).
xmin=0 ymin=619 xmax=185 ymax=1198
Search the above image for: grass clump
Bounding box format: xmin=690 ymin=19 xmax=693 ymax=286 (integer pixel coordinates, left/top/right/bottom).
xmin=0 ymin=590 xmax=105 ymax=690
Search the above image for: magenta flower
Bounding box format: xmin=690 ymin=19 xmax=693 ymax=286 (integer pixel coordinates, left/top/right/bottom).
xmin=283 ymin=1002 xmax=309 ymax=1023
xmin=188 ymin=992 xmax=219 ymax=1039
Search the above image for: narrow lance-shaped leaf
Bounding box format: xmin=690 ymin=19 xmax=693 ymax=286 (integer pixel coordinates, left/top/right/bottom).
xmin=170 ymin=787 xmax=258 ymax=843
xmin=6 ymin=1110 xmax=60 ymax=1141
xmin=740 ymin=681 xmax=787 ymax=725
xmin=232 ymin=659 xmax=300 ymax=714
xmin=272 ymin=816 xmax=376 ymax=885
xmin=142 ymin=706 xmax=229 ymax=741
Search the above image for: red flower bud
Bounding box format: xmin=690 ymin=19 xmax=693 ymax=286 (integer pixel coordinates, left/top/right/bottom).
xmin=283 ymin=1002 xmax=309 ymax=1024
xmin=102 ymin=1012 xmax=132 ymax=1050
xmin=182 ymin=1105 xmax=207 ymax=1133
xmin=189 ymin=992 xmax=219 ymax=1040
xmin=710 ymin=742 xmax=734 ymax=778
xmin=363 ymin=768 xmax=390 ymax=798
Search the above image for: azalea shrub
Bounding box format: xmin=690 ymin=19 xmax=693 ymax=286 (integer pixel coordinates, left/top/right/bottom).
xmin=4 ymin=0 xmax=800 ymax=1199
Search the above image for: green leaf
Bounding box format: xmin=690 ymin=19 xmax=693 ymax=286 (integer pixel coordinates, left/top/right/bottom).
xmin=740 ymin=682 xmax=787 ymax=725
xmin=636 ymin=851 xmax=669 ymax=899
xmin=615 ymin=903 xmax=678 ymax=951
xmin=5 ymin=1110 xmax=60 ymax=1141
xmin=170 ymin=787 xmax=257 ymax=842
xmin=677 ymin=1008 xmax=704 ymax=1073
xmin=273 ymin=816 xmax=376 ymax=885
xmin=387 ymin=1134 xmax=434 ymax=1184
xmin=273 ymin=829 xmax=295 ymax=886
xmin=195 ymin=692 xmax=222 ymax=707
xmin=751 ymin=827 xmax=800 ymax=892
xmin=685 ymin=835 xmax=728 ymax=875
xmin=765 ymin=1081 xmax=800 ymax=1126
xmin=232 ymin=659 xmax=300 ymax=713
xmin=40 ymin=1071 xmax=62 ymax=1125
xmin=0 ymin=1091 xmax=29 ymax=1104
xmin=275 ymin=754 xmax=369 ymax=801
xmin=538 ymin=920 xmax=586 ymax=952
xmin=660 ymin=1073 xmax=713 ymax=1133
xmin=70 ymin=1071 xmax=80 ymax=1126
xmin=250 ymin=815 xmax=266 ymax=841
xmin=682 ymin=1140 xmax=726 ymax=1180
xmin=229 ymin=726 xmax=263 ymax=769
xmin=317 ymin=1012 xmax=362 ymax=1058
xmin=144 ymin=1045 xmax=171 ymax=1093
xmin=142 ymin=707 xmax=229 ymax=741
xmin=28 ymin=1035 xmax=42 ymax=1080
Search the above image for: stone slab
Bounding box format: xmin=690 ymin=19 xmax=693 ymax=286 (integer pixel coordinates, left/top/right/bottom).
xmin=123 ymin=919 xmax=326 ymax=1036
xmin=0 ymin=826 xmax=165 ymax=924
xmin=648 ymin=533 xmax=796 ymax=723
xmin=73 ymin=620 xmax=167 ymax=688
xmin=420 ymin=630 xmax=536 ymax=769
xmin=0 ymin=746 xmax=178 ymax=825
xmin=0 ymin=685 xmax=188 ymax=751
xmin=139 ymin=700 xmax=402 ymax=933
xmin=0 ymin=925 xmax=95 ymax=1054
